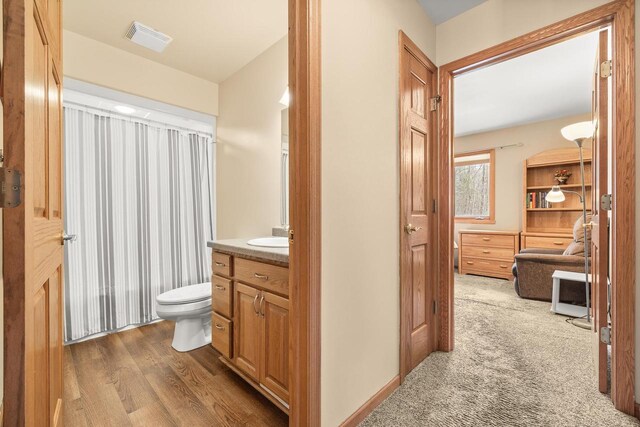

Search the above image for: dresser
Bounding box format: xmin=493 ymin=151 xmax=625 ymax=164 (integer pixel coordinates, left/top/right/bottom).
xmin=458 ymin=230 xmax=520 ymax=280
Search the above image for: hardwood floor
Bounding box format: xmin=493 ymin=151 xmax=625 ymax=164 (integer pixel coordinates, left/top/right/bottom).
xmin=63 ymin=321 xmax=288 ymax=426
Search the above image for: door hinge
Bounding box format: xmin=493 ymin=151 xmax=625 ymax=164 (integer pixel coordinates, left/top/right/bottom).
xmin=430 ymin=95 xmax=442 ymax=111
xmin=288 ymin=229 xmax=294 ymax=245
xmin=600 ymin=193 xmax=612 ymax=211
xmin=600 ymin=326 xmax=611 ymax=345
xmin=600 ymin=60 xmax=612 ymax=78
xmin=433 ymin=300 xmax=437 ymax=314
xmin=432 ymin=199 xmax=437 ymax=213
xmin=0 ymin=167 xmax=22 ymax=208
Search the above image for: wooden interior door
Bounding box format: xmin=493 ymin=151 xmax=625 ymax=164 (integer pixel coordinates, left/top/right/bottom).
xmin=260 ymin=291 xmax=290 ymax=404
xmin=234 ymin=283 xmax=261 ymax=381
xmin=399 ymin=32 xmax=438 ymax=380
xmin=591 ymin=28 xmax=610 ymax=394
xmin=4 ymin=0 xmax=64 ymax=425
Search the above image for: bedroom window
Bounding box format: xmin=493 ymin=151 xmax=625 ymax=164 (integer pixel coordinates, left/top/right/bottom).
xmin=454 ymin=149 xmax=495 ymax=224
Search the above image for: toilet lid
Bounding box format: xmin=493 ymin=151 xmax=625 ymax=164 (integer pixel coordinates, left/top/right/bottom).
xmin=156 ymin=283 xmax=211 ymax=305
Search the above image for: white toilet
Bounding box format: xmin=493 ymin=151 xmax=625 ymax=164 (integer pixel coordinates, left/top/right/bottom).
xmin=156 ymin=282 xmax=212 ymax=352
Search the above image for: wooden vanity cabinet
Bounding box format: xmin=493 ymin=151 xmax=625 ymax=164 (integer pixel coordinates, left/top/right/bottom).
xmin=260 ymin=292 xmax=290 ymax=403
xmin=211 ymin=250 xmax=290 ymax=411
xmin=234 ymin=282 xmax=262 ymax=381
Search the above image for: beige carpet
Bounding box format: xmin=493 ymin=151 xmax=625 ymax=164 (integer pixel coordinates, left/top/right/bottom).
xmin=360 ymin=273 xmax=639 ymax=427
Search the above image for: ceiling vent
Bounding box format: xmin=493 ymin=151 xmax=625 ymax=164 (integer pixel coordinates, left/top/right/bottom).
xmin=125 ymin=21 xmax=172 ymax=53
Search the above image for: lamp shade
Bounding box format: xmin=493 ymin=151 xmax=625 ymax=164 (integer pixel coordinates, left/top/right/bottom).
xmin=546 ymin=185 xmax=566 ymax=203
xmin=560 ymin=121 xmax=595 ymax=142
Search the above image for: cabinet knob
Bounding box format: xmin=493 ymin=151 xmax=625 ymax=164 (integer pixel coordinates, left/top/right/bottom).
xmin=215 ymin=324 xmax=225 ymax=331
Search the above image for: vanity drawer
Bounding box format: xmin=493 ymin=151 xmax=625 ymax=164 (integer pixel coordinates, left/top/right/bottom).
xmin=212 ymin=276 xmax=233 ymax=318
xmin=523 ymin=235 xmax=573 ymax=250
xmin=212 ymin=313 xmax=233 ymax=358
xmin=234 ymin=258 xmax=289 ymax=297
xmin=462 ymin=245 xmax=515 ymax=261
xmin=213 ymin=252 xmax=233 ymax=277
xmin=460 ymin=233 xmax=515 ymax=249
xmin=460 ymin=257 xmax=513 ymax=279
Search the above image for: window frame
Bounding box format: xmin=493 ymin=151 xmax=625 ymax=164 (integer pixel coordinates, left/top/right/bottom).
xmin=454 ymin=148 xmax=496 ymax=224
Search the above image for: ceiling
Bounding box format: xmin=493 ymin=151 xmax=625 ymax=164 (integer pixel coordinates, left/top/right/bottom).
xmin=454 ymin=31 xmax=600 ymax=137
xmin=417 ymin=0 xmax=487 ymax=24
xmin=63 ymin=0 xmax=288 ymax=83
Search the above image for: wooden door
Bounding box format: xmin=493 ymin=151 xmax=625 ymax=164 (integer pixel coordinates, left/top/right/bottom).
xmin=234 ymin=283 xmax=261 ymax=381
xmin=591 ymin=28 xmax=609 ymax=394
xmin=260 ymin=291 xmax=290 ymax=403
xmin=4 ymin=0 xmax=64 ymax=425
xmin=399 ymin=32 xmax=438 ymax=379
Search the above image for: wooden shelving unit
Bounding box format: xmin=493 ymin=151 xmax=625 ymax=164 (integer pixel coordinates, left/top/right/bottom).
xmin=521 ymin=147 xmax=592 ymax=250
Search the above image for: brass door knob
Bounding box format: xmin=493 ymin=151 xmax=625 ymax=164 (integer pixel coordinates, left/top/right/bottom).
xmin=404 ymin=224 xmax=422 ymax=234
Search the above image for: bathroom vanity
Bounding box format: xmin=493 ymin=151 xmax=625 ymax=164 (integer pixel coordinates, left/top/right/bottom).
xmin=207 ymin=239 xmax=290 ymax=413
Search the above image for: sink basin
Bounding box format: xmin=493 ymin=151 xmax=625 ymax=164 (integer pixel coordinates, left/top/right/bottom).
xmin=247 ymin=237 xmax=289 ymax=248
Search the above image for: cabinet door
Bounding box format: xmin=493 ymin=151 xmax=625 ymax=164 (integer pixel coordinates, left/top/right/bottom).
xmin=260 ymin=291 xmax=290 ymax=403
xmin=234 ymin=283 xmax=261 ymax=380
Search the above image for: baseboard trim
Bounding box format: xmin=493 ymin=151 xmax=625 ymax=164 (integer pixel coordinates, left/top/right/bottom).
xmin=339 ymin=376 xmax=400 ymax=427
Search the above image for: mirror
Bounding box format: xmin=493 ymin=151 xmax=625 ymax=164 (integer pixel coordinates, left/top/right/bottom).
xmin=281 ymin=108 xmax=289 ymax=227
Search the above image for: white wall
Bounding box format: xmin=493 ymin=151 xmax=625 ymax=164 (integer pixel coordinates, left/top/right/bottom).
xmin=454 ymin=114 xmax=591 ymax=240
xmin=435 ymin=0 xmax=640 ymax=406
xmin=321 ymin=0 xmax=435 ymax=425
xmin=436 ymin=0 xmax=611 ymax=66
xmin=63 ymin=30 xmax=219 ymax=116
xmin=216 ymin=37 xmax=287 ymax=239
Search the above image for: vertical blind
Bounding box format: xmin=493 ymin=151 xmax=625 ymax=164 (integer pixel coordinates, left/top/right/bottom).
xmin=63 ymin=106 xmax=215 ymax=342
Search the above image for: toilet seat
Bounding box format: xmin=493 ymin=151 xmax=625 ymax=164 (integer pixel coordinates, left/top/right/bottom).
xmin=156 ymin=297 xmax=212 ymax=317
xmin=157 ymin=282 xmax=211 ymax=305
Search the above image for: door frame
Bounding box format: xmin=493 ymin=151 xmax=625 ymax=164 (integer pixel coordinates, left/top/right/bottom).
xmin=398 ymin=31 xmax=439 ymax=382
xmin=288 ymin=0 xmax=322 ymax=425
xmin=437 ymin=0 xmax=635 ymax=414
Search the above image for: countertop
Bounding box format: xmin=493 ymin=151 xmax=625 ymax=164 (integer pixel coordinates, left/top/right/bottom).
xmin=208 ymin=238 xmax=289 ymax=265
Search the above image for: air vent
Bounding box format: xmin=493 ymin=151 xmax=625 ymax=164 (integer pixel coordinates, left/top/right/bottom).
xmin=125 ymin=21 xmax=173 ymax=53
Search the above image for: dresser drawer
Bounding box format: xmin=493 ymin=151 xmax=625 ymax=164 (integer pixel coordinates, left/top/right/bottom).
xmin=461 ymin=233 xmax=515 ymax=249
xmin=524 ymin=235 xmax=573 ymax=250
xmin=460 ymin=257 xmax=513 ymax=279
xmin=212 ymin=276 xmax=233 ymax=318
xmin=212 ymin=313 xmax=233 ymax=358
xmin=213 ymin=252 xmax=232 ymax=277
xmin=234 ymin=258 xmax=289 ymax=297
xmin=462 ymin=245 xmax=515 ymax=261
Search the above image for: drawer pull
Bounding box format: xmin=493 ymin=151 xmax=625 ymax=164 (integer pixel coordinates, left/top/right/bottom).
xmin=482 ymin=250 xmax=490 ymax=254
xmin=254 ymin=273 xmax=269 ymax=280
xmin=214 ymin=285 xmax=226 ymax=290
xmin=553 ymin=241 xmax=564 ymax=245
xmin=482 ymin=237 xmax=490 ymax=241
xmin=214 ymin=323 xmax=225 ymax=331
xmin=499 ymin=265 xmax=508 ymax=269
xmin=215 ymin=262 xmax=226 ymax=267
xmin=466 ymin=261 xmax=474 ymax=265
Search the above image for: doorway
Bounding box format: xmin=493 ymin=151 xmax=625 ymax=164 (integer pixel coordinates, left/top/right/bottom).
xmin=2 ymin=0 xmax=321 ymax=425
xmin=437 ymin=0 xmax=635 ymax=415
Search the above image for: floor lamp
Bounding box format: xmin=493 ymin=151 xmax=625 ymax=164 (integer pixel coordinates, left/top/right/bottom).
xmin=546 ymin=121 xmax=595 ymax=325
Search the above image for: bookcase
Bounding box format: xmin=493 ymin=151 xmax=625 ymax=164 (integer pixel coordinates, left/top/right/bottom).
xmin=521 ymin=147 xmax=592 ymax=250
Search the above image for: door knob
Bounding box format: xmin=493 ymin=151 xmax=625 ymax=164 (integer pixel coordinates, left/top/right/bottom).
xmin=404 ymin=224 xmax=422 ymax=234
xmin=62 ymin=233 xmax=77 ymax=245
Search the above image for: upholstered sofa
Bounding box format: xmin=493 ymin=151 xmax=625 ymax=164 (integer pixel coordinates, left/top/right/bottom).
xmin=512 ymin=215 xmax=590 ymax=303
